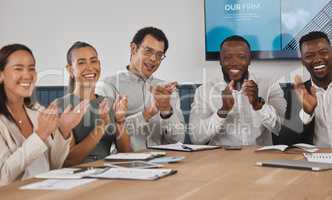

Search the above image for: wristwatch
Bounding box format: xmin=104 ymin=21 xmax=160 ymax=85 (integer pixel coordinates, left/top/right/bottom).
xmin=258 ymin=97 xmax=265 ymax=104
xmin=160 ymin=107 xmax=174 ymax=119
xmin=217 ymin=108 xmax=229 ymax=118
xmin=254 ymin=97 xmax=265 ymax=110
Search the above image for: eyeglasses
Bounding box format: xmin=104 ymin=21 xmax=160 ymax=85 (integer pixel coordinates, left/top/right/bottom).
xmin=139 ymin=45 xmax=166 ymax=61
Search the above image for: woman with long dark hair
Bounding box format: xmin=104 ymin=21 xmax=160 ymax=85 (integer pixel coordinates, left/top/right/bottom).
xmin=0 ymin=44 xmax=88 ymax=186
xmin=56 ymin=41 xmax=132 ymax=166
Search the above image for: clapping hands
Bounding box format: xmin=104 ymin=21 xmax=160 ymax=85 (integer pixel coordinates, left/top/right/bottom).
xmin=293 ymin=75 xmax=317 ymax=115
xmin=143 ymin=81 xmax=177 ymax=121
xmin=114 ymin=96 xmax=128 ymax=124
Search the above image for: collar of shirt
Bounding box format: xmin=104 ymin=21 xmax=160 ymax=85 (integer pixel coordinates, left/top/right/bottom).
xmin=126 ymin=65 xmax=154 ymax=83
xmin=310 ymin=79 xmax=332 ymax=93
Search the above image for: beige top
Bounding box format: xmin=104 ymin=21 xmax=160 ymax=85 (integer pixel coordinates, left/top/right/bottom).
xmin=0 ymin=105 xmax=71 ymax=186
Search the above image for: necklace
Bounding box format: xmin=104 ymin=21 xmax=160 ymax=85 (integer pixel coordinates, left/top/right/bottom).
xmin=7 ymin=105 xmax=25 ymax=125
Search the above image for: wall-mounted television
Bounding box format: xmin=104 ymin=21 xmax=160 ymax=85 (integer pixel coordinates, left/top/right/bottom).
xmin=205 ymin=0 xmax=332 ymax=60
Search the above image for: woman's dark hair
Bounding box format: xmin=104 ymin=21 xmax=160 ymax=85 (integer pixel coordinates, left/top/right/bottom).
xmin=66 ymin=41 xmax=97 ymax=93
xmin=0 ymin=44 xmax=35 ymax=122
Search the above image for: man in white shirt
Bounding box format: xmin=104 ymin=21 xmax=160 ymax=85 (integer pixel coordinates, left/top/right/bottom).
xmin=189 ymin=35 xmax=284 ymax=146
xmin=293 ymin=31 xmax=332 ymax=147
xmin=96 ymin=27 xmax=185 ymax=151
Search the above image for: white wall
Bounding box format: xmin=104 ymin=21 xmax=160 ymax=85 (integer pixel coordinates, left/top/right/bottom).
xmin=0 ymin=0 xmax=307 ymax=86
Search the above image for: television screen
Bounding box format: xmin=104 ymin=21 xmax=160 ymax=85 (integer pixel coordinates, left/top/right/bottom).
xmin=205 ymin=0 xmax=332 ymax=60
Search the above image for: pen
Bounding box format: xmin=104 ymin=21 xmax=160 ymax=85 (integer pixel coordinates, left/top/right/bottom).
xmin=73 ymin=167 xmax=98 ymax=174
xmin=181 ymin=144 xmax=193 ymax=151
xmin=73 ymin=167 xmax=109 ymax=174
xmin=73 ymin=168 xmax=89 ymax=174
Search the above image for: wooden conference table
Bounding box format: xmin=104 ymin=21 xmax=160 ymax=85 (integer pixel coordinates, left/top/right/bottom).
xmin=1 ymin=147 xmax=332 ymax=200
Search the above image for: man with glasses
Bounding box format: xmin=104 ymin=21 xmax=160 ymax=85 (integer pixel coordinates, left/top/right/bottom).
xmin=96 ymin=27 xmax=185 ymax=151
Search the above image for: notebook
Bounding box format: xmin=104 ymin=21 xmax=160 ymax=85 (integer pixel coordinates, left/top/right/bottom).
xmin=88 ymin=168 xmax=177 ymax=181
xmin=148 ymin=142 xmax=221 ymax=152
xmin=256 ymin=143 xmax=319 ymax=153
xmin=256 ymin=159 xmax=332 ymax=171
xmin=104 ymin=152 xmax=165 ymax=162
xmin=304 ymin=153 xmax=332 ymax=164
xmin=35 ymin=167 xmax=108 ymax=179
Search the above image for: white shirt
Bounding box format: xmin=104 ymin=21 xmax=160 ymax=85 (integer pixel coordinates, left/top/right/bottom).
xmin=95 ymin=69 xmax=185 ymax=151
xmin=189 ymin=72 xmax=285 ymax=146
xmin=299 ymin=81 xmax=332 ymax=147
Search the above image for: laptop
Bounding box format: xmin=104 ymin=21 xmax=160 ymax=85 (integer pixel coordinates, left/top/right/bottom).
xmin=256 ymin=159 xmax=332 ymax=171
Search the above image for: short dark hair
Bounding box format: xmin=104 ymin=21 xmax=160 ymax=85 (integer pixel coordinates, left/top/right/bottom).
xmin=0 ymin=44 xmax=35 ymax=122
xmin=131 ymin=27 xmax=169 ymax=53
xmin=66 ymin=41 xmax=97 ymax=93
xmin=220 ymin=35 xmax=251 ymax=51
xmin=299 ymin=31 xmax=331 ymax=51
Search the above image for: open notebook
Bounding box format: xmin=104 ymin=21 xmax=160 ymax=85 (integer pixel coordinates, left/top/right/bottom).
xmin=256 ymin=143 xmax=319 ymax=153
xmin=148 ymin=142 xmax=221 ymax=152
xmin=304 ymin=153 xmax=332 ymax=164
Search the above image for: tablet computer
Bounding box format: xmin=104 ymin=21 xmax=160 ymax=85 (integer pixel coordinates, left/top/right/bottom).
xmin=105 ymin=161 xmax=162 ymax=169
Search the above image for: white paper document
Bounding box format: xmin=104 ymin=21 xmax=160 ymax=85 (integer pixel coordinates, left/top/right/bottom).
xmin=20 ymin=179 xmax=96 ymax=190
xmin=148 ymin=142 xmax=220 ymax=152
xmin=89 ymin=168 xmax=177 ymax=181
xmin=35 ymin=168 xmax=107 ymax=179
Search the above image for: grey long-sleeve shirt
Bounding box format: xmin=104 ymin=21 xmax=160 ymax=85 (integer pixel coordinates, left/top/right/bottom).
xmin=95 ymin=69 xmax=185 ymax=151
